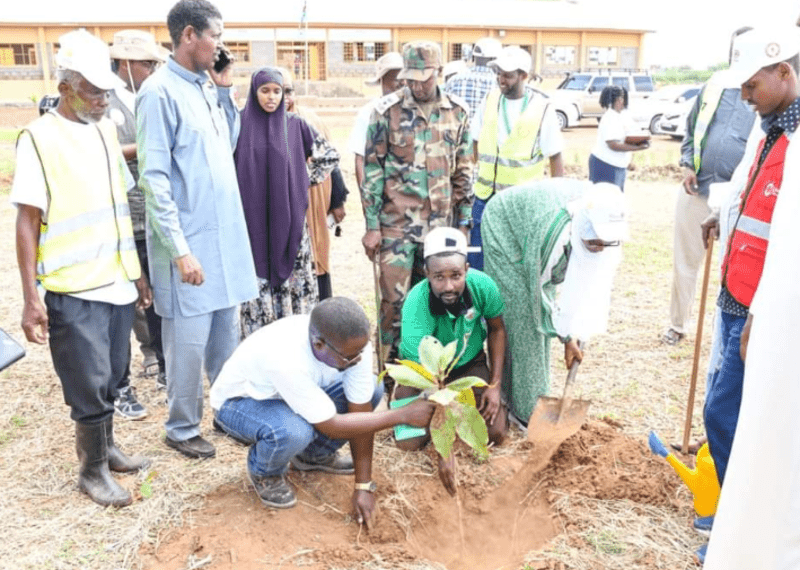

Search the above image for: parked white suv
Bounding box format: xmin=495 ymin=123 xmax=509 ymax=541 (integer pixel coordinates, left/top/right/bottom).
xmin=546 ymin=71 xmax=655 ymax=129
xmin=629 ymin=84 xmax=701 ymax=134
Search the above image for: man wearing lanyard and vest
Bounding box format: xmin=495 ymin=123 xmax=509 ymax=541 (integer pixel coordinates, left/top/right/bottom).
xmin=695 ymin=27 xmax=800 ymax=565
xmin=469 ymin=46 xmax=564 ymax=270
xmin=12 ymin=30 xmax=152 ymax=508
xmin=662 ymin=27 xmax=755 ymax=347
xmin=702 ymin=26 xmax=800 ymax=570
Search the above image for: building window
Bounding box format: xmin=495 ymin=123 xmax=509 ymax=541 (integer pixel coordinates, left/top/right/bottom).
xmin=226 ymin=41 xmax=250 ymax=64
xmin=450 ymin=43 xmax=473 ymax=62
xmin=343 ymin=42 xmax=388 ymax=62
xmin=0 ymin=43 xmax=37 ymax=66
xmin=587 ymin=47 xmax=618 ymax=67
xmin=543 ymin=46 xmax=575 ymax=66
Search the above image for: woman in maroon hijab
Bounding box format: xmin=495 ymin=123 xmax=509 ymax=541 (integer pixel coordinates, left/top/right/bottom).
xmin=234 ymin=67 xmax=338 ymax=338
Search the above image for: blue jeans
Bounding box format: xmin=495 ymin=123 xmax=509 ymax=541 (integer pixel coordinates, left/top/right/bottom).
xmin=588 ymin=154 xmax=627 ymax=191
xmin=216 ymin=381 xmax=384 ymax=477
xmin=468 ymin=196 xmax=489 ymax=270
xmin=703 ymin=311 xmax=746 ymax=487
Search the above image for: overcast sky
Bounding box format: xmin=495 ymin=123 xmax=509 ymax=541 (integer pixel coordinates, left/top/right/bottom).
xmin=637 ymin=0 xmax=800 ymax=68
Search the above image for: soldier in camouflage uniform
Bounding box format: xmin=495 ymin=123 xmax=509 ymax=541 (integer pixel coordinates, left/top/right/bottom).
xmin=361 ymin=41 xmax=473 ymax=368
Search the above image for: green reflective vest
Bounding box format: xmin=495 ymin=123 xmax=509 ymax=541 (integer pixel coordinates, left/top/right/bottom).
xmin=21 ymin=113 xmax=140 ymax=293
xmin=474 ymin=89 xmax=548 ymax=200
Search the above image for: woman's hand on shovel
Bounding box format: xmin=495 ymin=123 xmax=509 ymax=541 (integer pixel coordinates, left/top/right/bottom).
xmin=564 ymin=339 xmax=583 ymax=369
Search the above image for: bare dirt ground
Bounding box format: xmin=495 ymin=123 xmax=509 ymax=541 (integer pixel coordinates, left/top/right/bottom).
xmin=0 ymin=103 xmax=713 ymax=570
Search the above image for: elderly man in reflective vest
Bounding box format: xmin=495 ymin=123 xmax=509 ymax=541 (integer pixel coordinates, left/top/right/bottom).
xmin=469 ymin=46 xmax=564 ymax=270
xmin=12 ymin=30 xmax=152 ymax=508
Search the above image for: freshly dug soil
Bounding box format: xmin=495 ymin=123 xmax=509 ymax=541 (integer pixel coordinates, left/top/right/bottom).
xmin=141 ymin=422 xmax=683 ymax=570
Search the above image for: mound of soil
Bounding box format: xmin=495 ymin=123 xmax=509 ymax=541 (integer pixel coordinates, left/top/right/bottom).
xmin=141 ymin=422 xmax=683 ymax=570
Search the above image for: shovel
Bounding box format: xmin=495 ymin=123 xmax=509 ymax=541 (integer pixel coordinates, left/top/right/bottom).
xmin=527 ymin=340 xmax=590 ymax=449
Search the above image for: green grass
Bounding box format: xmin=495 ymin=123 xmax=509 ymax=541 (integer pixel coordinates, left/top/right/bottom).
xmin=0 ymin=129 xmax=20 ymax=143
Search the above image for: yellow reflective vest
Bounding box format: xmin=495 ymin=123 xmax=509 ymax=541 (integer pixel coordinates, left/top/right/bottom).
xmin=21 ymin=113 xmax=140 ymax=293
xmin=474 ymin=89 xmax=549 ymax=200
xmin=692 ymin=77 xmax=726 ymax=172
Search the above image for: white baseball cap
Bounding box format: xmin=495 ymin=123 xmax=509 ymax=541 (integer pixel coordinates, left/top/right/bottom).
xmin=424 ymin=227 xmax=468 ymax=259
xmin=473 ymin=37 xmax=502 ymax=60
xmin=364 ymin=51 xmax=403 ymax=86
xmin=490 ymin=45 xmax=532 ymax=74
xmin=585 ymin=183 xmax=630 ymax=242
xmin=443 ymin=59 xmax=467 ymax=79
xmin=57 ymin=29 xmax=120 ymax=90
xmin=728 ymin=27 xmax=800 ymax=85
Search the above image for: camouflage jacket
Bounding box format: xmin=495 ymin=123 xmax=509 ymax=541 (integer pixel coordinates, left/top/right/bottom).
xmin=362 ymin=86 xmax=473 ymax=241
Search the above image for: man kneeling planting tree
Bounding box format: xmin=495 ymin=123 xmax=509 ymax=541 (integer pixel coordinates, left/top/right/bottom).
xmin=388 ymin=227 xmax=508 ymax=495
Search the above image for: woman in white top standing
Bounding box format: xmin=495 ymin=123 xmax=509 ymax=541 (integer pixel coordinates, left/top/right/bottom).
xmin=588 ymin=85 xmax=649 ymax=191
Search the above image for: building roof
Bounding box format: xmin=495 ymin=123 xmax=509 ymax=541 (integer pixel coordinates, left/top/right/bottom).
xmin=1 ymin=0 xmax=654 ymax=33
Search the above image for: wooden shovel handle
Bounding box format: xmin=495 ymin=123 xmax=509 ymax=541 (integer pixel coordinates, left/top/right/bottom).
xmin=682 ymin=235 xmax=715 ymax=454
xmin=558 ymin=340 xmax=584 ymax=417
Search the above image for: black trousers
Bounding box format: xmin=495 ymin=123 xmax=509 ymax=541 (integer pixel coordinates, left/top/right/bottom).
xmin=45 ymin=292 xmax=134 ymax=424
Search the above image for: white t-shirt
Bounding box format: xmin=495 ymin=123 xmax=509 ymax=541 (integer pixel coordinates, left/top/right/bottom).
xmin=10 ymin=111 xmax=138 ymax=305
xmin=591 ymin=109 xmax=634 ymax=168
xmin=471 ymin=91 xmax=563 ymax=158
xmin=209 ymin=315 xmax=376 ymax=424
xmin=348 ymin=99 xmax=378 ymax=157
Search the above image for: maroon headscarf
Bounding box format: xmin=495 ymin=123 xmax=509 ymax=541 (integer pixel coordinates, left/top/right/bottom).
xmin=235 ymin=67 xmax=311 ymax=286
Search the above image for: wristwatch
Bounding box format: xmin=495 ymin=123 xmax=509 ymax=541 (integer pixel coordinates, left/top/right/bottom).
xmin=354 ymin=481 xmax=377 ymax=493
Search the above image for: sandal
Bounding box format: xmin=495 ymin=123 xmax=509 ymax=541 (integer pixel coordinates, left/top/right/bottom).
xmin=661 ymin=328 xmax=685 ymax=345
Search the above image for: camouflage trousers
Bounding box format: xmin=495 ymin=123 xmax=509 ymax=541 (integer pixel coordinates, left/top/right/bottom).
xmin=378 ymin=236 xmax=426 ymax=363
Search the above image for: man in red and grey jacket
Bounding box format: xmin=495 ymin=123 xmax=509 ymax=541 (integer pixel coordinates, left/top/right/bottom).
xmin=700 ymin=24 xmax=800 ymax=515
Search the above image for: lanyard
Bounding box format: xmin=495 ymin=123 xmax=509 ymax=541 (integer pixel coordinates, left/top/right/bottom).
xmin=500 ymin=91 xmax=531 ymax=138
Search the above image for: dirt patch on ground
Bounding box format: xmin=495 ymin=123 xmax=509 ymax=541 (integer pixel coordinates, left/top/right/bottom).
xmin=141 ymin=422 xmax=682 ymax=570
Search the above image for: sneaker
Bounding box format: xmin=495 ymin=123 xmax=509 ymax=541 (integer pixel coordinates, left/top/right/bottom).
xmin=693 ymin=543 xmax=707 ymax=565
xmin=290 ymin=450 xmax=354 ymax=474
xmin=114 ymin=386 xmax=148 ymax=420
xmin=693 ymin=516 xmax=714 ymax=537
xmin=248 ymin=471 xmax=296 ymax=508
xmin=661 ymin=327 xmax=686 ymax=346
xmin=156 ymin=371 xmax=167 ymax=391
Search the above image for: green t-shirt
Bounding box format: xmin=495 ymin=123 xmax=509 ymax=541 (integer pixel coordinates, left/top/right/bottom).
xmin=399 ymin=269 xmax=505 ymax=368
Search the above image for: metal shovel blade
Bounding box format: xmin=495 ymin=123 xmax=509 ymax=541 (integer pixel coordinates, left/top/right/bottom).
xmin=527 ymin=350 xmax=590 ymax=449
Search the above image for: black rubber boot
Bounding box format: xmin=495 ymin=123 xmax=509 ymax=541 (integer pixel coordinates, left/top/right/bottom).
xmin=75 ymin=421 xmax=132 ymax=508
xmin=105 ymin=417 xmax=150 ymax=473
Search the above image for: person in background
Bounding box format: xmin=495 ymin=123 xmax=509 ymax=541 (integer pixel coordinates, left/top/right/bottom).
xmin=106 ymin=30 xmax=168 ymax=420
xmin=348 ymin=52 xmax=403 ymax=192
xmin=280 ymin=68 xmax=349 ymax=300
xmin=588 ymin=85 xmax=649 ymax=191
xmin=12 ymin=30 xmax=151 ymax=507
xmin=442 ymin=59 xmax=467 ymax=83
xmin=362 ymin=41 xmax=473 ymax=366
xmin=137 ymin=0 xmax=258 ymax=460
xmin=661 ymin=27 xmax=756 ymax=347
xmin=469 ymin=45 xmax=564 ymax=270
xmin=444 ymin=37 xmax=502 ymax=120
xmin=482 ymin=180 xmax=628 ymax=425
xmin=235 ymin=67 xmax=338 ymax=336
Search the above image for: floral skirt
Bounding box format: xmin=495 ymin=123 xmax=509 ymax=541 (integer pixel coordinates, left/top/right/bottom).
xmin=240 ymin=223 xmax=320 ymax=339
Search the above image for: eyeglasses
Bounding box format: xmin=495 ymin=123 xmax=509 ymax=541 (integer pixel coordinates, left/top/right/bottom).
xmin=316 ymin=336 xmax=364 ymax=367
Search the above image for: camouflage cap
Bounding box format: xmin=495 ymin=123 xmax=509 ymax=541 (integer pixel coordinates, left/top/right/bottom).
xmin=397 ymin=41 xmax=442 ymax=81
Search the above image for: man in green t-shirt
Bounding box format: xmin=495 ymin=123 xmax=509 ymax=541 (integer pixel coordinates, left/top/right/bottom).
xmin=395 ymin=227 xmax=508 ymax=460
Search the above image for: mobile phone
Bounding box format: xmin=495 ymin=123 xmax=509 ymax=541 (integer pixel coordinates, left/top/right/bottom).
xmin=213 ymin=48 xmax=232 ymax=73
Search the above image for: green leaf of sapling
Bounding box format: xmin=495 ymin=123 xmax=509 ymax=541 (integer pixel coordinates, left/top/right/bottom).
xmin=446 ymin=375 xmax=488 ymax=394
xmin=385 ymin=363 xmax=436 ymax=391
xmin=418 ymin=336 xmax=445 ymax=378
xmin=428 ymin=388 xmax=461 ymax=406
xmin=455 ymin=405 xmax=490 ymax=460
xmin=430 ymin=408 xmax=458 ymax=460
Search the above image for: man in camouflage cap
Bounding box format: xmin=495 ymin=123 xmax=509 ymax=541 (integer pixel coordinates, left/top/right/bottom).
xmin=362 ymin=40 xmax=473 ymax=377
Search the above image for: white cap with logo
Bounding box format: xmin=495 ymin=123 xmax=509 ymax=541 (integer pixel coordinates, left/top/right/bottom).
xmin=473 ymin=37 xmax=502 ymax=60
xmin=728 ymin=27 xmax=800 ymax=85
xmin=490 ymin=46 xmax=532 ymax=74
xmin=424 ymin=227 xmax=468 ymax=259
xmin=56 ymin=29 xmax=120 ymax=90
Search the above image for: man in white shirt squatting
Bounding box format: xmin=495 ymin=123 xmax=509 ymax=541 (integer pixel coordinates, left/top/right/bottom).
xmin=210 ymin=297 xmax=435 ymax=527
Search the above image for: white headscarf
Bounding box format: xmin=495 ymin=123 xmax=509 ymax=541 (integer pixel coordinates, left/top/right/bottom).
xmin=555 ymin=183 xmax=628 ymax=340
